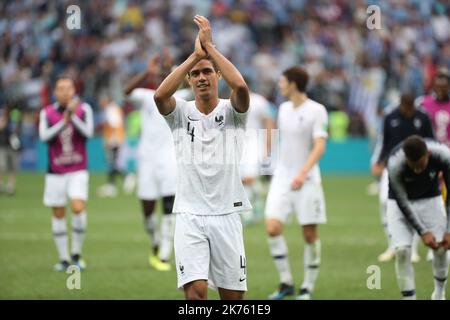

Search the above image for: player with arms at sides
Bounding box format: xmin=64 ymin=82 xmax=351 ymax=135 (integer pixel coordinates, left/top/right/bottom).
xmin=240 ymin=77 xmax=275 ymax=225
xmin=387 ymin=135 xmax=450 ymax=300
xmin=154 ymin=15 xmax=251 ymax=300
xmin=123 ymin=51 xmax=188 ymax=271
xmin=265 ymin=66 xmax=328 ymax=300
xmin=39 ymin=76 xmax=94 ymax=271
xmin=371 ymin=92 xmax=435 ymax=263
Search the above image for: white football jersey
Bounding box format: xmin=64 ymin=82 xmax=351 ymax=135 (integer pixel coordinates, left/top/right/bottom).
xmin=275 ymin=98 xmax=328 ymax=182
xmin=246 ymin=92 xmax=272 ymax=130
xmin=128 ymin=88 xmax=178 ymax=163
xmin=164 ymin=98 xmax=252 ymax=215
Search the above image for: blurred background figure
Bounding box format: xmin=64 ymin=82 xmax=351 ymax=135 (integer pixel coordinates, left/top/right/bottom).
xmin=240 ymin=77 xmax=275 ymax=225
xmin=97 ymin=94 xmax=125 ymax=198
xmin=0 ymin=104 xmax=22 ymax=195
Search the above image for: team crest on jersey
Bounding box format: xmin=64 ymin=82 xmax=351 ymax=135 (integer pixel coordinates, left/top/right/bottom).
xmin=390 ymin=119 xmax=400 ymax=127
xmin=413 ymin=118 xmax=422 ymax=129
xmin=215 ymin=114 xmax=224 ymax=126
xmin=429 ymin=171 xmax=436 ymax=179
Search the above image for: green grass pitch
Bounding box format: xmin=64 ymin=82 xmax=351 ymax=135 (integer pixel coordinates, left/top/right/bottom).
xmin=0 ymin=173 xmax=438 ymax=299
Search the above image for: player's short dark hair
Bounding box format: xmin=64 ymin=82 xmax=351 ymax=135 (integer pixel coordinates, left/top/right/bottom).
xmin=282 ymin=66 xmax=309 ymax=92
xmin=187 ymin=56 xmax=219 ymax=77
xmin=400 ymin=91 xmax=416 ymax=107
xmin=54 ymin=75 xmax=75 ymax=88
xmin=403 ymin=135 xmax=428 ymax=162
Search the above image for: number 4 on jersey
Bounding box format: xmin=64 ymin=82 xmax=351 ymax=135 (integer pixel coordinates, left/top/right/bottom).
xmin=187 ymin=122 xmax=195 ymax=142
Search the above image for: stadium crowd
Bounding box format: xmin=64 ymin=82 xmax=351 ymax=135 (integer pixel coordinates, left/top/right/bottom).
xmin=0 ymin=0 xmax=449 ymax=149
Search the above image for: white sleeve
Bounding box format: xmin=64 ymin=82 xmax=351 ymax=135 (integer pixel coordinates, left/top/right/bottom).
xmin=127 ymin=88 xmax=150 ymax=106
xmin=230 ymin=101 xmax=248 ymax=128
xmin=39 ymin=109 xmax=66 ymax=142
xmin=313 ymin=106 xmax=328 ymax=139
xmin=163 ymin=97 xmax=185 ymax=130
xmin=71 ymin=103 xmax=94 ymax=138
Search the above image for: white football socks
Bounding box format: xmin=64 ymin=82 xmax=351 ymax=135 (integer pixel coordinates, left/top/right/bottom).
xmin=268 ymin=235 xmax=293 ymax=285
xmin=145 ymin=214 xmax=160 ymax=252
xmin=52 ymin=216 xmax=70 ymax=262
xmin=159 ymin=214 xmax=175 ymax=262
xmin=395 ymin=246 xmax=416 ymax=299
xmin=301 ymin=240 xmax=321 ymax=292
xmin=432 ymin=248 xmax=448 ymax=300
xmin=71 ymin=211 xmax=87 ymax=256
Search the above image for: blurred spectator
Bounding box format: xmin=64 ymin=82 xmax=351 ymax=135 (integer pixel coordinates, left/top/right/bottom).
xmin=0 ymin=104 xmax=22 ymax=195
xmin=0 ymin=0 xmax=448 ymax=149
xmin=97 ymin=93 xmax=125 ymax=197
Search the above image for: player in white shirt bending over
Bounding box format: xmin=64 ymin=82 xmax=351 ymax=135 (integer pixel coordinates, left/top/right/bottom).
xmin=154 ymin=15 xmax=251 ymax=300
xmin=124 ymin=53 xmax=184 ymax=272
xmin=266 ymin=66 xmax=328 ymax=300
xmin=240 ymin=85 xmax=275 ymax=225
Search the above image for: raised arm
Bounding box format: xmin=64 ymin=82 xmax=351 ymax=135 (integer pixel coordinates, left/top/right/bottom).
xmin=154 ymin=39 xmax=206 ymax=115
xmin=39 ymin=108 xmax=67 ymax=142
xmin=71 ymin=103 xmax=94 ymax=138
xmin=124 ymin=54 xmax=161 ymax=96
xmin=194 ymin=15 xmax=249 ymax=113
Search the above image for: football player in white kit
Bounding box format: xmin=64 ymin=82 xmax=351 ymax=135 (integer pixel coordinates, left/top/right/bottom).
xmin=240 ymin=84 xmax=275 ymax=225
xmin=124 ymin=52 xmax=189 ymax=271
xmin=154 ymin=15 xmax=251 ymax=300
xmin=265 ymin=66 xmax=328 ymax=300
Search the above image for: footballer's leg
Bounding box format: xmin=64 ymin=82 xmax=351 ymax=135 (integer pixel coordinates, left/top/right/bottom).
xmin=395 ymin=245 xmax=416 ymax=299
xmin=265 ymin=177 xmax=294 ymax=299
xmin=44 ymin=173 xmax=70 ymax=271
xmin=266 ymin=218 xmax=294 ymax=299
xmin=141 ymin=199 xmax=161 ymax=268
xmin=432 ymin=247 xmax=448 ymax=300
xmin=184 ymin=280 xmax=208 ymax=300
xmin=52 ymin=207 xmax=71 ymax=271
xmin=70 ymin=199 xmax=87 ymax=270
xmin=411 ymin=232 xmax=421 ymax=263
xmin=378 ymin=169 xmax=395 ymax=262
xmin=297 ymin=224 xmax=320 ymax=300
xmin=68 ymin=171 xmax=89 ymax=270
xmin=156 ymin=195 xmax=175 ymax=271
xmin=387 ymin=200 xmax=416 ymax=299
xmin=218 ymin=288 xmax=244 ymax=300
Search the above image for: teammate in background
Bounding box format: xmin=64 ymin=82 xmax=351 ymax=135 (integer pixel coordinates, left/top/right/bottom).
xmin=97 ymin=94 xmax=125 ymax=198
xmin=265 ymin=66 xmax=328 ymax=300
xmin=417 ymin=67 xmax=450 ymax=262
xmin=39 ymin=76 xmax=94 ymax=271
xmin=387 ymin=136 xmax=450 ymax=300
xmin=123 ymin=52 xmax=181 ymax=271
xmin=154 ymin=15 xmax=251 ymax=300
xmin=371 ymin=92 xmax=434 ymax=263
xmin=240 ymin=79 xmax=275 ymax=225
xmin=0 ymin=104 xmax=21 ymax=195
xmin=419 ymin=68 xmax=450 ymax=146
